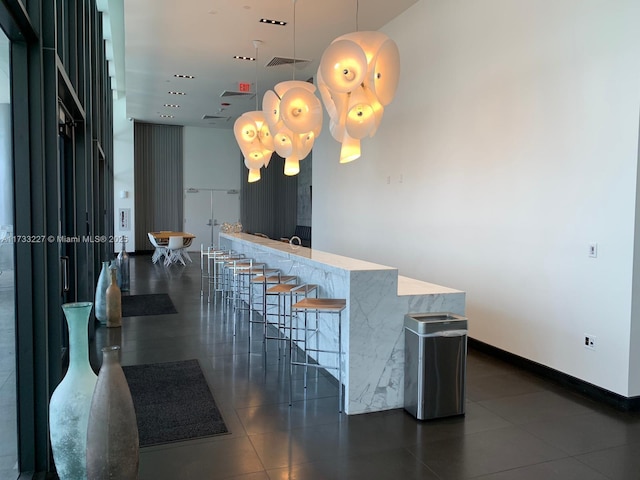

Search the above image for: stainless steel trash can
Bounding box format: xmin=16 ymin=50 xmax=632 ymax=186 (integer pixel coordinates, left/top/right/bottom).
xmin=404 ymin=312 xmax=467 ymax=420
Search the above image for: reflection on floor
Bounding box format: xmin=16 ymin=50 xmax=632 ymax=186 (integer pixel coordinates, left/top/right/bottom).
xmin=0 ymin=268 xmax=17 ymax=480
xmin=90 ymin=255 xmax=640 ymax=480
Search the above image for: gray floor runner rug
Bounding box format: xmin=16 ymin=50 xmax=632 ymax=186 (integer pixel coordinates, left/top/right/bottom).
xmin=123 ymin=359 xmax=228 ymax=447
xmin=121 ymin=293 xmax=177 ymax=317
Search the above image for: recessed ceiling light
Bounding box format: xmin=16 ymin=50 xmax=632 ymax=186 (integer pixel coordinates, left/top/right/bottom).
xmin=233 ymin=55 xmax=256 ymax=61
xmin=159 ymin=114 xmax=174 ymax=118
xmin=174 ymin=74 xmax=195 ymax=79
xmin=259 ymin=18 xmax=287 ymax=26
xmin=168 ymin=91 xmax=186 ymax=95
xmin=163 ymin=104 xmax=180 ymax=108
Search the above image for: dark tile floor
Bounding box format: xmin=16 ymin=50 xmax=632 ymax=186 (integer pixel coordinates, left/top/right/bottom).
xmin=92 ymin=255 xmax=640 ymax=480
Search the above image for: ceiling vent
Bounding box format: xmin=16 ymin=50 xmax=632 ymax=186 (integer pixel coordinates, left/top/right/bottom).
xmin=265 ymin=56 xmax=310 ymax=67
xmin=201 ymin=114 xmax=230 ymax=121
xmin=220 ymin=90 xmax=255 ymax=98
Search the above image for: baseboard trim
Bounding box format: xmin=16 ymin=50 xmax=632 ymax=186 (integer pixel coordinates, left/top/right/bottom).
xmin=468 ymin=338 xmax=640 ymax=412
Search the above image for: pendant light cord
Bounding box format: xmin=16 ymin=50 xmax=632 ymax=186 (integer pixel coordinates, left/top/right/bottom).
xmin=356 ymin=0 xmax=359 ymax=32
xmin=292 ymin=0 xmax=297 ymax=81
xmin=254 ymin=43 xmax=259 ymax=110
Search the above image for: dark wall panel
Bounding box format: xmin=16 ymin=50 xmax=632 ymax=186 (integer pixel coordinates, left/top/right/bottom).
xmin=134 ymin=122 xmax=184 ymax=250
xmin=240 ymin=154 xmax=298 ymax=240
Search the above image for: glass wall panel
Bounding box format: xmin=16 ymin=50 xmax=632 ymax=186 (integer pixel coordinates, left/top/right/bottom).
xmin=0 ymin=27 xmax=17 ymax=480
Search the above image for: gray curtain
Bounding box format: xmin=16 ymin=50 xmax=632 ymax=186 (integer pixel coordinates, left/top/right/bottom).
xmin=240 ymin=153 xmax=298 ymax=240
xmin=134 ymin=122 xmax=183 ymax=251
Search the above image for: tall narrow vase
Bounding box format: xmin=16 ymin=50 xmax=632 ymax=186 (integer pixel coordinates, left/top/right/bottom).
xmin=106 ymin=267 xmax=122 ymax=328
xmin=49 ymin=302 xmax=98 ymax=480
xmin=117 ymin=239 xmax=130 ymax=292
xmin=95 ymin=261 xmax=110 ymax=324
xmin=86 ymin=346 xmax=139 ymax=480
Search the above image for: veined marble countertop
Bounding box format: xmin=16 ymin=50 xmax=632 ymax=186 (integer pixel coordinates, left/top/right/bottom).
xmin=224 ymin=232 xmax=397 ymax=272
xmin=220 ymin=232 xmax=466 ymax=415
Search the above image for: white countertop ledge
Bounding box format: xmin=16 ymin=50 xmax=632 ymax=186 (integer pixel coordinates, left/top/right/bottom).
xmin=397 ymin=275 xmax=463 ymax=296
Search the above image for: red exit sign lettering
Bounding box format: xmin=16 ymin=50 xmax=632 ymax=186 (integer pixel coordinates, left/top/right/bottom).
xmin=239 ymin=82 xmax=251 ymax=92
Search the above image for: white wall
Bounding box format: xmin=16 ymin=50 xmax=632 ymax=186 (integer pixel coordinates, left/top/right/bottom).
xmin=113 ymin=96 xmax=135 ymax=251
xmin=183 ymin=126 xmax=242 ymax=247
xmin=184 ymin=126 xmax=240 ymax=190
xmin=313 ymin=0 xmax=640 ymax=397
xmin=630 ymin=128 xmax=640 ymax=394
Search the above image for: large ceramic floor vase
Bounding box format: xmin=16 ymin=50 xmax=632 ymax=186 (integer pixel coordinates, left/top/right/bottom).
xmin=86 ymin=345 xmax=139 ymax=479
xmin=95 ymin=261 xmax=110 ymax=324
xmin=49 ymin=302 xmax=98 ymax=480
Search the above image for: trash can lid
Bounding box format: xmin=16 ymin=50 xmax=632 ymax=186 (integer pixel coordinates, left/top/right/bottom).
xmin=404 ymin=312 xmax=467 ymax=335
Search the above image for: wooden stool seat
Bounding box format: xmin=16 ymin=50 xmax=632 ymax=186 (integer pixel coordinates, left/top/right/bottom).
xmin=292 ymin=298 xmax=346 ymax=312
xmin=266 ymin=283 xmax=300 ymax=294
xmin=291 ymin=284 xmax=318 ymax=297
xmin=251 ymin=274 xmax=297 ymax=284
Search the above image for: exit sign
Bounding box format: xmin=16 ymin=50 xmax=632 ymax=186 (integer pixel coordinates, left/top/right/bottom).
xmin=239 ymin=82 xmax=251 ymax=92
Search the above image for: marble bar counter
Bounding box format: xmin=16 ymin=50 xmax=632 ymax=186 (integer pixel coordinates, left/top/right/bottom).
xmin=220 ymin=232 xmax=465 ymax=415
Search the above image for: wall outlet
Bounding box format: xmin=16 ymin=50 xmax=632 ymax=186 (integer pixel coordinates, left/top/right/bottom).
xmin=589 ymin=243 xmax=598 ymax=258
xmin=584 ymin=334 xmax=596 ymax=350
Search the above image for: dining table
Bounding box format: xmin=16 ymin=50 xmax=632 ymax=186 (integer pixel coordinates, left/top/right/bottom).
xmin=149 ymin=231 xmax=196 ymax=247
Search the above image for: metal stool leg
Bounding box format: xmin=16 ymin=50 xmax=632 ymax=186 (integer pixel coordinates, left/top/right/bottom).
xmin=289 ymin=297 xmax=345 ymax=412
xmin=264 ymin=283 xmax=301 ymax=358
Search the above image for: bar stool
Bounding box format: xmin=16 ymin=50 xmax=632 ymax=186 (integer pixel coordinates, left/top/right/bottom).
xmin=200 ymin=244 xmax=224 ymax=297
xmin=246 ymin=266 xmax=281 ymax=316
xmin=221 ymin=256 xmax=252 ymax=308
xmin=287 ymin=284 xmax=318 ymax=356
xmin=200 ymin=244 xmax=210 ymax=296
xmin=253 ymin=274 xmax=297 ymax=317
xmin=225 ymin=259 xmax=277 ymax=339
xmin=222 ymin=258 xmax=258 ymax=333
xmin=233 ymin=261 xmax=269 ymax=313
xmin=208 ymin=250 xmax=243 ymax=302
xmin=289 ymin=297 xmax=346 ymax=412
xmin=263 ymin=283 xmax=301 ymax=356
xmin=248 ymin=273 xmax=297 ymax=347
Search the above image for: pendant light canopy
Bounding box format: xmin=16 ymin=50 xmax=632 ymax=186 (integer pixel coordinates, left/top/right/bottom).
xmin=317 ymin=30 xmax=400 ymax=163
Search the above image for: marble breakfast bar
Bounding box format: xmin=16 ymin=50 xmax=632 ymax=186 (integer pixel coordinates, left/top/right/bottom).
xmin=219 ymin=232 xmax=466 ymax=415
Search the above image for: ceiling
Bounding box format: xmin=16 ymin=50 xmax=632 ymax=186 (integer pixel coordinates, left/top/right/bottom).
xmin=121 ymin=0 xmax=417 ymax=129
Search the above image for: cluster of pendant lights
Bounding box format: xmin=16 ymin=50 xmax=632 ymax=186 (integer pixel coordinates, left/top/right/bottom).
xmin=318 ymin=31 xmax=400 ymax=164
xmin=234 ymin=11 xmax=400 ymax=183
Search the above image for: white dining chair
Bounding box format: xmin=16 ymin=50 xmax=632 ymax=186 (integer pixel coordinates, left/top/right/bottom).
xmin=148 ymin=232 xmax=167 ymax=264
xmin=165 ymin=236 xmax=186 ymax=266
